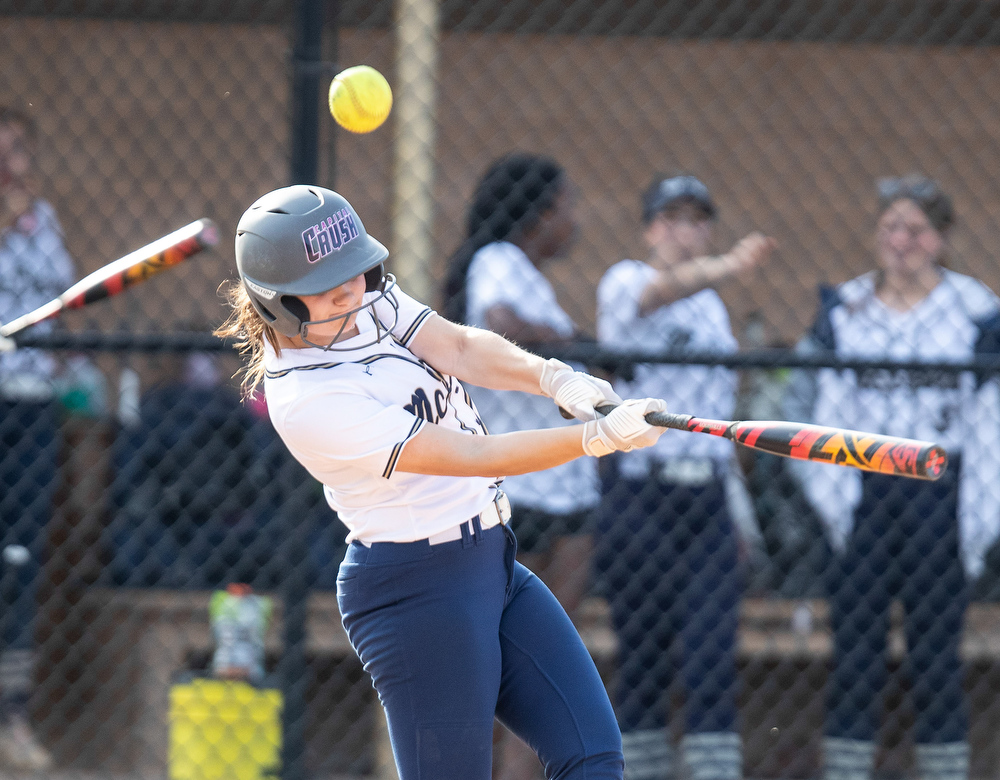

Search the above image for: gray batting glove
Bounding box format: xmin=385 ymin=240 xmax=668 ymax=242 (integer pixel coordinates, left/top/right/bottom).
xmin=539 ymin=358 xmax=623 ymax=421
xmin=581 ymin=398 xmax=667 ymax=457
xmin=0 ymin=335 xmax=14 ymax=353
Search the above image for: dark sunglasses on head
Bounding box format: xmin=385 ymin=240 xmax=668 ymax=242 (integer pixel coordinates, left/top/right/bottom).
xmin=877 ymin=176 xmax=941 ymax=204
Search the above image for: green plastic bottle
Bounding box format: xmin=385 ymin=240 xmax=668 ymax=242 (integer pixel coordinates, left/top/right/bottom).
xmin=209 ymin=583 xmax=272 ymax=683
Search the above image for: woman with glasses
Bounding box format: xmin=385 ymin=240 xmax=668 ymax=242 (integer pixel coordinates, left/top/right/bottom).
xmin=791 ymin=175 xmax=1000 ymax=780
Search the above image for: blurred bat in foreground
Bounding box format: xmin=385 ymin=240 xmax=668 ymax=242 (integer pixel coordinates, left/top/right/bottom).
xmin=0 ymin=218 xmax=218 ymax=349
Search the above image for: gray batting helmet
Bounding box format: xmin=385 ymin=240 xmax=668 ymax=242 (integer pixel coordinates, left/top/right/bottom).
xmin=235 ymin=185 xmax=391 ymax=342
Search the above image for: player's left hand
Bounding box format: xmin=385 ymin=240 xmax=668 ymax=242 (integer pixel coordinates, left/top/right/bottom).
xmin=582 ymin=397 xmax=668 ymax=457
xmin=539 ymin=358 xmax=623 ymax=420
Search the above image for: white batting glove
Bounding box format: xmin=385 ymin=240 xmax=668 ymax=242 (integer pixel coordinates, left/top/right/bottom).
xmin=539 ymin=358 xmax=623 ymax=421
xmin=582 ymin=398 xmax=667 ymax=457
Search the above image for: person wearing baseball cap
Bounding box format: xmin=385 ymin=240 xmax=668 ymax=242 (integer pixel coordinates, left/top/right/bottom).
xmin=640 ymin=174 xmax=717 ymax=224
xmin=595 ymin=174 xmax=775 ymax=780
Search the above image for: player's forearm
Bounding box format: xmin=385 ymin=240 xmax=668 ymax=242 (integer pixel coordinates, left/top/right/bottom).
xmin=638 ymin=256 xmax=734 ymax=315
xmin=473 ymin=427 xmax=586 ymax=474
xmin=396 ymin=424 xmax=585 ymax=477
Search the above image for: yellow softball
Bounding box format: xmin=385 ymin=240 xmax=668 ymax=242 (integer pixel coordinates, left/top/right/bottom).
xmin=328 ymin=65 xmax=393 ymax=134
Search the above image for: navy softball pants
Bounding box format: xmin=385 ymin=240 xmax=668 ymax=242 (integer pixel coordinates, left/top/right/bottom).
xmin=826 ymin=460 xmax=968 ymax=745
xmin=337 ymin=521 xmax=624 ymax=780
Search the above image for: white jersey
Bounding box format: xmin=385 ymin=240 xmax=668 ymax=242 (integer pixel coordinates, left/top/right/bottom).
xmin=0 ymin=199 xmax=75 ymax=399
xmin=793 ymin=269 xmax=1000 ymax=577
xmin=597 ymin=259 xmax=738 ymax=479
xmin=464 ymin=241 xmax=599 ymax=514
xmin=263 ymin=286 xmax=499 ymax=545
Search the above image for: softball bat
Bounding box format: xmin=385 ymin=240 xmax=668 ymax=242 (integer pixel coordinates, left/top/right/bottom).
xmin=596 ymin=404 xmax=947 ymax=480
xmin=0 ymin=218 xmax=218 ymax=346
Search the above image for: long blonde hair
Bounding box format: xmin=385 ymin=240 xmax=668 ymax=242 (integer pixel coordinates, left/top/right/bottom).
xmin=215 ymin=281 xmax=282 ymax=397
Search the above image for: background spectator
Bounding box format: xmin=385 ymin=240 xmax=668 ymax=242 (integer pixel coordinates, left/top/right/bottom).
xmin=787 ymin=174 xmax=1000 ymax=780
xmin=0 ymin=105 xmax=74 ymax=772
xmin=595 ymin=174 xmax=773 ymax=780
xmin=443 ymin=152 xmax=603 ymax=780
xmin=734 ymin=313 xmax=832 ymax=596
xmin=444 ymin=152 xmax=601 ymax=614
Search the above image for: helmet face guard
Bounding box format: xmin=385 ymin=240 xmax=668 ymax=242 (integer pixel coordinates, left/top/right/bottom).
xmin=295 ymin=272 xmax=401 ymax=351
xmin=235 ymin=185 xmax=392 ymax=345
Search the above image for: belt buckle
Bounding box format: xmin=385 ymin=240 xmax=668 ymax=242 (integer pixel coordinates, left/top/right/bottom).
xmin=494 ymin=490 xmax=511 ymax=524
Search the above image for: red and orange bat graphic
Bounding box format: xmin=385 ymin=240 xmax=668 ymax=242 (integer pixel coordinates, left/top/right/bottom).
xmin=596 ymin=405 xmax=947 ymax=481
xmin=0 ymin=218 xmax=218 ymax=340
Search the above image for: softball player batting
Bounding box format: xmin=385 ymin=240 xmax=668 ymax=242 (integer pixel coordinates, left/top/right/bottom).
xmin=218 ymin=185 xmax=668 ymax=780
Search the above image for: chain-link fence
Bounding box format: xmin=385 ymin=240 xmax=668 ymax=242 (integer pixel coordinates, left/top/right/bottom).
xmin=2 ymin=1 xmax=1000 ymax=778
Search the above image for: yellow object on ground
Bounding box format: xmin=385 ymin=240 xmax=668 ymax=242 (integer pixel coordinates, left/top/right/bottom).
xmin=169 ymin=678 xmax=282 ymax=780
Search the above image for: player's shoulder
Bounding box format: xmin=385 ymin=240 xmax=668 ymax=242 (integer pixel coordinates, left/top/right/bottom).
xmin=834 ymin=271 xmax=877 ymax=307
xmin=264 ymin=348 xmax=389 ymax=420
xmin=599 ymin=259 xmax=650 ymax=293
xmin=264 ymin=341 xmax=367 ymax=381
xmin=467 ymin=241 xmax=542 ymax=295
xmin=601 ymin=258 xmax=647 ymax=280
xmin=941 ymin=269 xmax=1000 ymax=318
xmin=31 ymin=198 xmax=59 ymax=224
xmin=687 ymin=286 xmax=728 ymax=310
xmin=12 ymin=198 xmax=64 ymax=242
xmin=267 ymin=376 xmax=384 ymax=452
xmin=469 ymin=241 xmax=529 ymax=273
xmin=369 ymin=285 xmax=434 ymax=345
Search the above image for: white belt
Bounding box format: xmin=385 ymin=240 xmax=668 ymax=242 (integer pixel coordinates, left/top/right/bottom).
xmin=654 ymin=457 xmax=720 ymax=487
xmin=0 ymin=375 xmax=55 ymax=403
xmin=357 ymin=490 xmax=512 ymax=548
xmin=427 ymin=490 xmax=512 ymax=546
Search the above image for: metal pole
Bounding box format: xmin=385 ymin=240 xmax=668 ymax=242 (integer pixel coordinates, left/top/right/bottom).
xmin=278 ymin=525 xmax=311 ymax=780
xmin=290 ymin=0 xmax=324 ymax=185
xmin=392 ymin=0 xmax=441 ymax=306
xmin=323 ymin=2 xmax=341 ymax=189
xmin=284 ymin=4 xmax=327 ymax=775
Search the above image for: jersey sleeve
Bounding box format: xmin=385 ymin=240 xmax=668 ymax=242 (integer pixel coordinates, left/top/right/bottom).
xmin=465 ymin=245 xmax=530 ymax=323
xmin=374 ymin=286 xmax=435 ymax=348
xmin=597 ymin=262 xmax=647 ymax=348
xmin=281 ymin=390 xmax=425 ymax=479
xmin=962 ymin=308 xmax=1000 ymax=578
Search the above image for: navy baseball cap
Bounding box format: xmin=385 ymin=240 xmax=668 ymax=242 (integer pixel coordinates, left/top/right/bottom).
xmin=641 ymin=175 xmax=717 ymax=223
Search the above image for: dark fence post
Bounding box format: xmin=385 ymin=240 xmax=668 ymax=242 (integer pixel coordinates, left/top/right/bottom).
xmin=284 ymin=4 xmax=326 ymax=778
xmin=290 ymin=0 xmax=324 ymax=186
xmin=278 ymin=523 xmax=311 ymax=780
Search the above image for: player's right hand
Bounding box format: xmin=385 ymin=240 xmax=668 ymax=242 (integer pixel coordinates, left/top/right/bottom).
xmin=539 ymin=358 xmax=623 ymax=421
xmin=581 ymin=398 xmax=667 ymax=457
